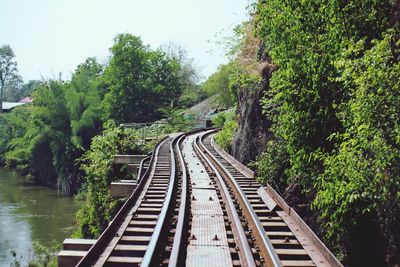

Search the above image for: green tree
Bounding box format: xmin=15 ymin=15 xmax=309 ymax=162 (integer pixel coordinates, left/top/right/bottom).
xmin=4 ymin=79 xmax=41 ymax=101
xmin=103 ymin=34 xmax=184 ymax=123
xmin=0 ymin=45 xmax=18 ymax=112
xmin=162 ymin=42 xmax=205 ymax=107
xmin=202 ymin=63 xmax=237 ymax=108
xmin=2 ymin=58 xmax=104 ymax=194
xmin=253 ymin=0 xmax=399 ymax=264
xmin=2 ymin=74 xmax=23 ymax=101
xmin=315 ymin=33 xmax=400 ymax=264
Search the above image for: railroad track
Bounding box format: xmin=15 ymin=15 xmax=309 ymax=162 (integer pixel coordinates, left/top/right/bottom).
xmin=68 ymin=129 xmax=341 ymax=267
xmin=77 ymin=136 xmax=178 ymax=266
xmin=195 ymin=130 xmax=342 ymax=267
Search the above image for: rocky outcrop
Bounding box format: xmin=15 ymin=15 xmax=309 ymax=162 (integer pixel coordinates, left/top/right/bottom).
xmin=231 ymin=60 xmax=276 ymax=164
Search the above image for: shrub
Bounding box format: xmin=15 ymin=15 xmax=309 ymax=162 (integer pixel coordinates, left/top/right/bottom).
xmin=213 ymin=110 xmax=238 ymax=153
xmin=250 ymin=138 xmax=290 ymax=194
xmin=75 ymin=122 xmax=147 ymax=238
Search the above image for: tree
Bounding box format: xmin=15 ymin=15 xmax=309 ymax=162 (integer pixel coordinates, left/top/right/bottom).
xmin=254 ymin=0 xmax=399 ymax=264
xmin=2 ymin=74 xmax=23 ymax=101
xmin=103 ymin=34 xmax=184 ymax=123
xmin=161 ymin=42 xmax=205 ymax=107
xmin=4 ymin=79 xmax=41 ymax=102
xmin=1 ymin=57 xmax=104 ymax=194
xmin=0 ymin=45 xmax=18 ymax=112
xmin=202 ymin=63 xmax=237 ymax=108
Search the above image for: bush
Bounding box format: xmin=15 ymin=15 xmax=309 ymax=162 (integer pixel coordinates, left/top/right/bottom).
xmin=75 ymin=122 xmax=147 ymax=238
xmin=250 ymin=139 xmax=290 ymax=194
xmin=161 ymin=108 xmax=195 ymax=133
xmin=10 ymin=242 xmax=60 ymax=267
xmin=213 ymin=110 xmax=238 ymax=153
xmin=211 ymin=110 xmax=234 ymax=128
xmin=314 ymin=33 xmax=400 ymax=262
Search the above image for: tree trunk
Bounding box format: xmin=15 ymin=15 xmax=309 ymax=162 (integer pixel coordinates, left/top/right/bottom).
xmin=0 ymin=83 xmax=3 ymax=113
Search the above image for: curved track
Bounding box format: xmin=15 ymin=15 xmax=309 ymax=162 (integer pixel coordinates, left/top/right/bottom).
xmin=196 ymin=130 xmax=342 ymax=267
xmin=71 ymin=129 xmax=341 ymax=267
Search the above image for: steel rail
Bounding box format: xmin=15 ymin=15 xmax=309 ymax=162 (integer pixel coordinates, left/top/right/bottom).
xmin=209 ymin=135 xmax=342 ymax=267
xmin=168 ymin=134 xmax=189 ymax=267
xmin=144 ymin=128 xmax=210 ymax=266
xmin=198 ymin=131 xmax=282 ymax=267
xmin=137 ymin=155 xmax=151 ymax=181
xmin=76 ymin=136 xmax=168 ymax=267
xmin=193 ymin=133 xmax=257 ymax=267
xmin=140 ymin=133 xmax=183 ymax=267
xmin=164 ymin=128 xmax=213 ymax=266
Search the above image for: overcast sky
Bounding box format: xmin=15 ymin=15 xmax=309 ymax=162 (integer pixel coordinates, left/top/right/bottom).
xmin=0 ymin=0 xmax=251 ymax=82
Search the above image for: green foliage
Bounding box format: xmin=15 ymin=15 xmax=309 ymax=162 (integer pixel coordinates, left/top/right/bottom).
xmin=103 ymin=34 xmax=185 ymax=123
xmin=2 ymin=74 xmax=23 ymax=101
xmin=255 ymin=0 xmax=398 ymax=193
xmin=314 ymin=33 xmax=400 ymax=255
xmin=250 ymin=139 xmax=290 ymax=194
xmin=161 ymin=107 xmax=195 ymax=133
xmin=253 ymin=0 xmax=400 ymax=262
xmin=178 ymin=84 xmax=206 ymax=107
xmin=28 ymin=242 xmax=59 ymax=267
xmin=213 ymin=110 xmax=237 ymax=152
xmin=202 ymin=63 xmax=237 ymax=108
xmin=75 ymin=123 xmax=146 ymax=238
xmin=161 ymin=43 xmax=206 ymax=107
xmin=0 ymin=44 xmax=18 ymax=108
xmin=10 ymin=242 xmax=59 ymax=267
xmin=1 ymin=36 xmax=201 ymax=196
xmin=0 ymin=58 xmax=103 ymax=194
xmin=257 ymin=0 xmax=348 ymax=189
xmin=14 ymin=80 xmax=42 ymax=100
xmin=211 ymin=109 xmax=235 ymax=128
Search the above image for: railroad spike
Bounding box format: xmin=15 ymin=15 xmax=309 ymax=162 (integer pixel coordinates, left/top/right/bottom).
xmin=209 ymin=196 xmax=213 ymax=201
xmin=212 ymin=234 xmax=219 ymax=241
xmin=285 ymin=236 xmax=291 ymax=243
xmin=190 ymin=234 xmax=197 ymax=240
xmin=192 ymin=195 xmax=196 ymax=201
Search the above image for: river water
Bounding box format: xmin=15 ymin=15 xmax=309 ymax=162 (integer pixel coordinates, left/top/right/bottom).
xmin=0 ymin=168 xmax=81 ymax=266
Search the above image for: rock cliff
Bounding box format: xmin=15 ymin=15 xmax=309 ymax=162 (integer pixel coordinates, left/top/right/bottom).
xmin=231 ymin=45 xmax=276 ymax=164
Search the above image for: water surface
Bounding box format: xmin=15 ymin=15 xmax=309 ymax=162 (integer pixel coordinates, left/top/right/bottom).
xmin=0 ymin=168 xmax=81 ymax=266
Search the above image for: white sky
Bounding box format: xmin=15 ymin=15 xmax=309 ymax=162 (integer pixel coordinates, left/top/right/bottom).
xmin=0 ymin=0 xmax=251 ymax=82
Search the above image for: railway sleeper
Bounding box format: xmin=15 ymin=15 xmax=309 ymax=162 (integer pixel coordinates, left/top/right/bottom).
xmin=124 ymin=227 xmax=154 ymax=236
xmin=119 ymin=236 xmax=151 ymax=245
xmin=105 ymin=256 xmax=142 ymax=267
xmin=111 ymin=244 xmax=147 ymax=257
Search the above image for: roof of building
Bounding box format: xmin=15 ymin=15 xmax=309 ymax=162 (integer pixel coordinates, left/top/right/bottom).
xmin=2 ymin=102 xmax=26 ymax=110
xmin=18 ymin=97 xmax=33 ymax=103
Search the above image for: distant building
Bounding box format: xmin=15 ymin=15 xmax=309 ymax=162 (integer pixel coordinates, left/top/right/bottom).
xmin=1 ymin=102 xmax=27 ymax=112
xmin=18 ymin=97 xmax=33 ymax=103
